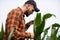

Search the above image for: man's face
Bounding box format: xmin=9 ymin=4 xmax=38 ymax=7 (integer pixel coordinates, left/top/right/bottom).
xmin=24 ymin=4 xmax=34 ymax=17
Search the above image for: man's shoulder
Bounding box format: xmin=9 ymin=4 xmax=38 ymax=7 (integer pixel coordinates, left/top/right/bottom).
xmin=11 ymin=7 xmax=21 ymax=11
xmin=7 ymin=7 xmax=23 ymax=17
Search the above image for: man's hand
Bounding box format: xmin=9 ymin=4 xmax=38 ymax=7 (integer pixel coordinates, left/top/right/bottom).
xmin=25 ymin=20 xmax=34 ymax=31
xmin=31 ymin=33 xmax=34 ymax=39
xmin=25 ymin=32 xmax=34 ymax=39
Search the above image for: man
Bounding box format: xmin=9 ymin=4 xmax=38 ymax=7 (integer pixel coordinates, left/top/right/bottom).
xmin=3 ymin=0 xmax=40 ymax=40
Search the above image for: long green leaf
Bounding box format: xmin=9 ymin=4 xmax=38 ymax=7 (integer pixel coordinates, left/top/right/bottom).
xmin=39 ymin=19 xmax=45 ymax=34
xmin=42 ymin=27 xmax=50 ymax=40
xmin=52 ymin=23 xmax=60 ymax=28
xmin=40 ymin=13 xmax=54 ymax=35
xmin=43 ymin=13 xmax=56 ymax=20
xmin=34 ymin=13 xmax=41 ymax=40
xmin=50 ymin=28 xmax=59 ymax=40
xmin=34 ymin=13 xmax=41 ymax=32
xmin=0 ymin=23 xmax=4 ymax=40
xmin=8 ymin=28 xmax=14 ymax=40
xmin=34 ymin=13 xmax=41 ymax=26
xmin=34 ymin=13 xmax=41 ymax=34
xmin=50 ymin=24 xmax=59 ymax=40
xmin=44 ymin=27 xmax=50 ymax=35
xmin=40 ymin=13 xmax=54 ymax=34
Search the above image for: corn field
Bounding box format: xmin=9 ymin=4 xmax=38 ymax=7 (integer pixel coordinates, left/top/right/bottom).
xmin=0 ymin=12 xmax=60 ymax=40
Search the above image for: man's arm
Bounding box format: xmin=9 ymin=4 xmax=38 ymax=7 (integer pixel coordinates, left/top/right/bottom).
xmin=25 ymin=20 xmax=34 ymax=31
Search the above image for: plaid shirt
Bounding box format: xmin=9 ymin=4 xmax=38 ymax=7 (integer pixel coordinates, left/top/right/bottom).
xmin=4 ymin=7 xmax=33 ymax=40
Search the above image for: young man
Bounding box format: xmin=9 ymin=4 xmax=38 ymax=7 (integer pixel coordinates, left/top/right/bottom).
xmin=3 ymin=0 xmax=40 ymax=40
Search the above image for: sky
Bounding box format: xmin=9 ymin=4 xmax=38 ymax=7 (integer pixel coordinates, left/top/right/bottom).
xmin=0 ymin=0 xmax=60 ymax=36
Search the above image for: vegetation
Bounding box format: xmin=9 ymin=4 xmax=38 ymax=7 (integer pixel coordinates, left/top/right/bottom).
xmin=33 ymin=12 xmax=60 ymax=40
xmin=0 ymin=12 xmax=60 ymax=40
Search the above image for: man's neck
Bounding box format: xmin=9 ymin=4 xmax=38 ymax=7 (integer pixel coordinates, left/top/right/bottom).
xmin=21 ymin=6 xmax=27 ymax=14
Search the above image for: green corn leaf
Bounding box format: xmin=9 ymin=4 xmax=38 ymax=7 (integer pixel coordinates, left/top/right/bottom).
xmin=42 ymin=27 xmax=50 ymax=40
xmin=34 ymin=12 xmax=41 ymax=27
xmin=39 ymin=19 xmax=45 ymax=34
xmin=40 ymin=13 xmax=54 ymax=34
xmin=34 ymin=13 xmax=41 ymax=34
xmin=40 ymin=13 xmax=55 ymax=35
xmin=34 ymin=13 xmax=45 ymax=34
xmin=8 ymin=28 xmax=14 ymax=40
xmin=43 ymin=13 xmax=56 ymax=20
xmin=50 ymin=25 xmax=59 ymax=40
xmin=50 ymin=23 xmax=60 ymax=40
xmin=0 ymin=23 xmax=4 ymax=40
xmin=34 ymin=35 xmax=41 ymax=40
xmin=50 ymin=28 xmax=59 ymax=40
xmin=52 ymin=23 xmax=60 ymax=28
xmin=44 ymin=27 xmax=50 ymax=35
xmin=34 ymin=12 xmax=41 ymax=40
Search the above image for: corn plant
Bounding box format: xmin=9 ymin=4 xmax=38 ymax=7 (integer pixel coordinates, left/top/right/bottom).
xmin=50 ymin=23 xmax=60 ymax=40
xmin=33 ymin=12 xmax=56 ymax=40
xmin=0 ymin=12 xmax=60 ymax=40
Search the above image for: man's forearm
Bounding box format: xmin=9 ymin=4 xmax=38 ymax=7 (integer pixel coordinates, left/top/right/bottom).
xmin=25 ymin=20 xmax=34 ymax=31
xmin=25 ymin=22 xmax=30 ymax=31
